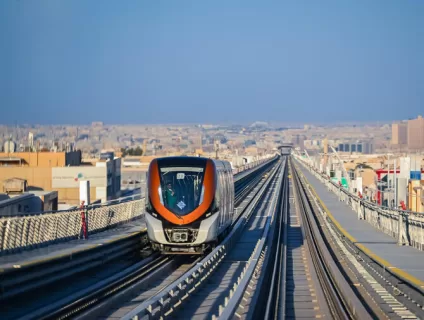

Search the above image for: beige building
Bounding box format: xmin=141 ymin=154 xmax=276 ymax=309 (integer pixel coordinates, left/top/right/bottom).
xmin=407 ymin=115 xmax=424 ymax=151
xmin=0 ymin=150 xmax=121 ymax=206
xmin=0 ymin=191 xmax=58 ymax=216
xmin=0 ymin=151 xmax=82 ymax=192
xmin=392 ymin=122 xmax=408 ymax=146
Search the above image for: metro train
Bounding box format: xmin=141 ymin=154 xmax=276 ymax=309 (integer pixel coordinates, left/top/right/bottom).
xmin=145 ymin=156 xmax=235 ymax=254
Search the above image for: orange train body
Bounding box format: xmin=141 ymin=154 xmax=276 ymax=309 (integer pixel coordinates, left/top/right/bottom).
xmin=145 ymin=156 xmax=234 ymax=254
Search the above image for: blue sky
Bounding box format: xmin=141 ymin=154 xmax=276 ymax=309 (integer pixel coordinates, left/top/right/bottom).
xmin=1 ymin=1 xmax=423 ymax=125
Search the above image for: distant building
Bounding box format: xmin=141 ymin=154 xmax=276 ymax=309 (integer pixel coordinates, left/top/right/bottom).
xmin=407 ymin=116 xmax=424 ymax=150
xmin=336 ymin=140 xmax=373 ymax=154
xmin=362 ymin=141 xmax=374 ymax=154
xmin=0 ymin=150 xmax=121 ymax=205
xmin=292 ymin=135 xmax=306 ymax=148
xmin=100 ymin=151 xmax=115 ymax=161
xmin=52 ymin=157 xmax=121 ymax=204
xmin=392 ymin=122 xmax=408 ymax=146
xmin=0 ymin=191 xmax=58 ymax=217
xmin=244 ymin=146 xmax=259 ymax=155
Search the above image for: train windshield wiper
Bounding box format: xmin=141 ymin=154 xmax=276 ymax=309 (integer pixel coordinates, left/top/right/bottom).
xmin=174 ymin=213 xmax=183 ymax=220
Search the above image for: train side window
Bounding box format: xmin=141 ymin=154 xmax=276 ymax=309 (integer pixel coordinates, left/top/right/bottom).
xmin=221 ymin=169 xmax=225 ymax=226
xmin=227 ymin=168 xmax=233 ymax=220
xmin=223 ymin=169 xmax=227 ymax=222
xmin=226 ymin=169 xmax=230 ymax=221
xmin=224 ymin=169 xmax=228 ymax=220
xmin=219 ymin=169 xmax=224 ymax=226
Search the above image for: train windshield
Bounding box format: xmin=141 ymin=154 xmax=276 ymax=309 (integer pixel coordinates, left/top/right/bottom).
xmin=159 ymin=165 xmax=205 ymax=216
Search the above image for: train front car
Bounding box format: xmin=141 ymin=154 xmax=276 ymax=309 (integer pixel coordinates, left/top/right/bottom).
xmin=145 ymin=156 xmax=234 ymax=254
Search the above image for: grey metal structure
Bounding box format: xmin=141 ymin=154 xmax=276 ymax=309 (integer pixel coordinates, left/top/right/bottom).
xmin=277 ymin=143 xmax=293 ymax=156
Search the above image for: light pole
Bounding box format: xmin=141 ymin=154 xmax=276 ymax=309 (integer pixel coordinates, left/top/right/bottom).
xmin=394 ymin=158 xmax=397 ymax=208
xmin=387 ymin=153 xmax=394 ymax=207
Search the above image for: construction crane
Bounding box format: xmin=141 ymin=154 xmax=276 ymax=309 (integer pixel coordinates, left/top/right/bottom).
xmin=329 ymin=145 xmax=352 ymax=191
xmin=304 ymin=149 xmax=312 ymax=161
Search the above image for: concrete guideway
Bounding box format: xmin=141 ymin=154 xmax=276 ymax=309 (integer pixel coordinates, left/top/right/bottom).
xmin=296 ymin=163 xmax=424 ymax=284
xmin=0 ymin=219 xmax=146 ymax=273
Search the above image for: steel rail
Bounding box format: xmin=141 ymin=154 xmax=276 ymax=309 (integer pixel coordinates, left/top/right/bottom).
xmin=262 ymin=159 xmax=289 ymax=320
xmin=291 ymin=158 xmax=371 ymax=320
xmin=120 ymin=160 xmax=283 ymax=320
xmin=71 ymin=256 xmax=204 ymax=320
xmin=217 ymin=158 xmax=287 ymax=320
xmin=0 ymin=231 xmax=148 ymax=301
xmin=26 ymin=254 xmax=168 ymax=320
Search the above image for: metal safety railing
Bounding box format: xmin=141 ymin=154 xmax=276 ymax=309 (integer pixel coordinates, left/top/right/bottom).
xmin=0 ymin=196 xmax=145 ymax=255
xmin=294 ymin=155 xmax=424 ymax=251
xmin=232 ymin=156 xmax=274 ymax=175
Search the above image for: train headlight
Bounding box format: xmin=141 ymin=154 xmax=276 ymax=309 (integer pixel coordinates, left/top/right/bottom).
xmin=199 ymin=186 xmax=205 ymax=205
xmin=158 ymin=186 xmax=164 ymax=205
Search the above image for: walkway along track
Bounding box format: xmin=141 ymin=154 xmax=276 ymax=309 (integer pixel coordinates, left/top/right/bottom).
xmin=120 ymin=158 xmax=285 ymax=320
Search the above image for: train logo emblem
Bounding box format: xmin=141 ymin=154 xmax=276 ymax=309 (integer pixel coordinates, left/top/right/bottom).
xmin=177 ymin=201 xmax=186 ymax=210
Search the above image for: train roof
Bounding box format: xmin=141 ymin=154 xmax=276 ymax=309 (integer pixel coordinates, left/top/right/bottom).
xmin=154 ymin=156 xmax=209 ymax=162
xmin=153 ymin=156 xmax=231 ymax=168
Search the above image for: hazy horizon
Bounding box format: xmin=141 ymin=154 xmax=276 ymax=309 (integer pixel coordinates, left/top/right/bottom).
xmin=0 ymin=119 xmax=404 ymax=127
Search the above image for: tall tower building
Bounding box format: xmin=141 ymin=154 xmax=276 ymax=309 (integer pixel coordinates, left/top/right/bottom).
xmin=392 ymin=122 xmax=407 ymax=146
xmin=28 ymin=132 xmax=34 ymax=150
xmin=407 ymin=116 xmax=424 ymax=151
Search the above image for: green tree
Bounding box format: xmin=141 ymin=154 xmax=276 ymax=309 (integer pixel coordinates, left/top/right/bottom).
xmin=134 ymin=146 xmax=143 ymax=156
xmin=121 ymin=147 xmax=143 ymax=157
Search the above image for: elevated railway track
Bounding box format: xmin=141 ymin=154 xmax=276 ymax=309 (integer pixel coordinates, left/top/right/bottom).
xmin=3 ymin=155 xmax=424 ymax=320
